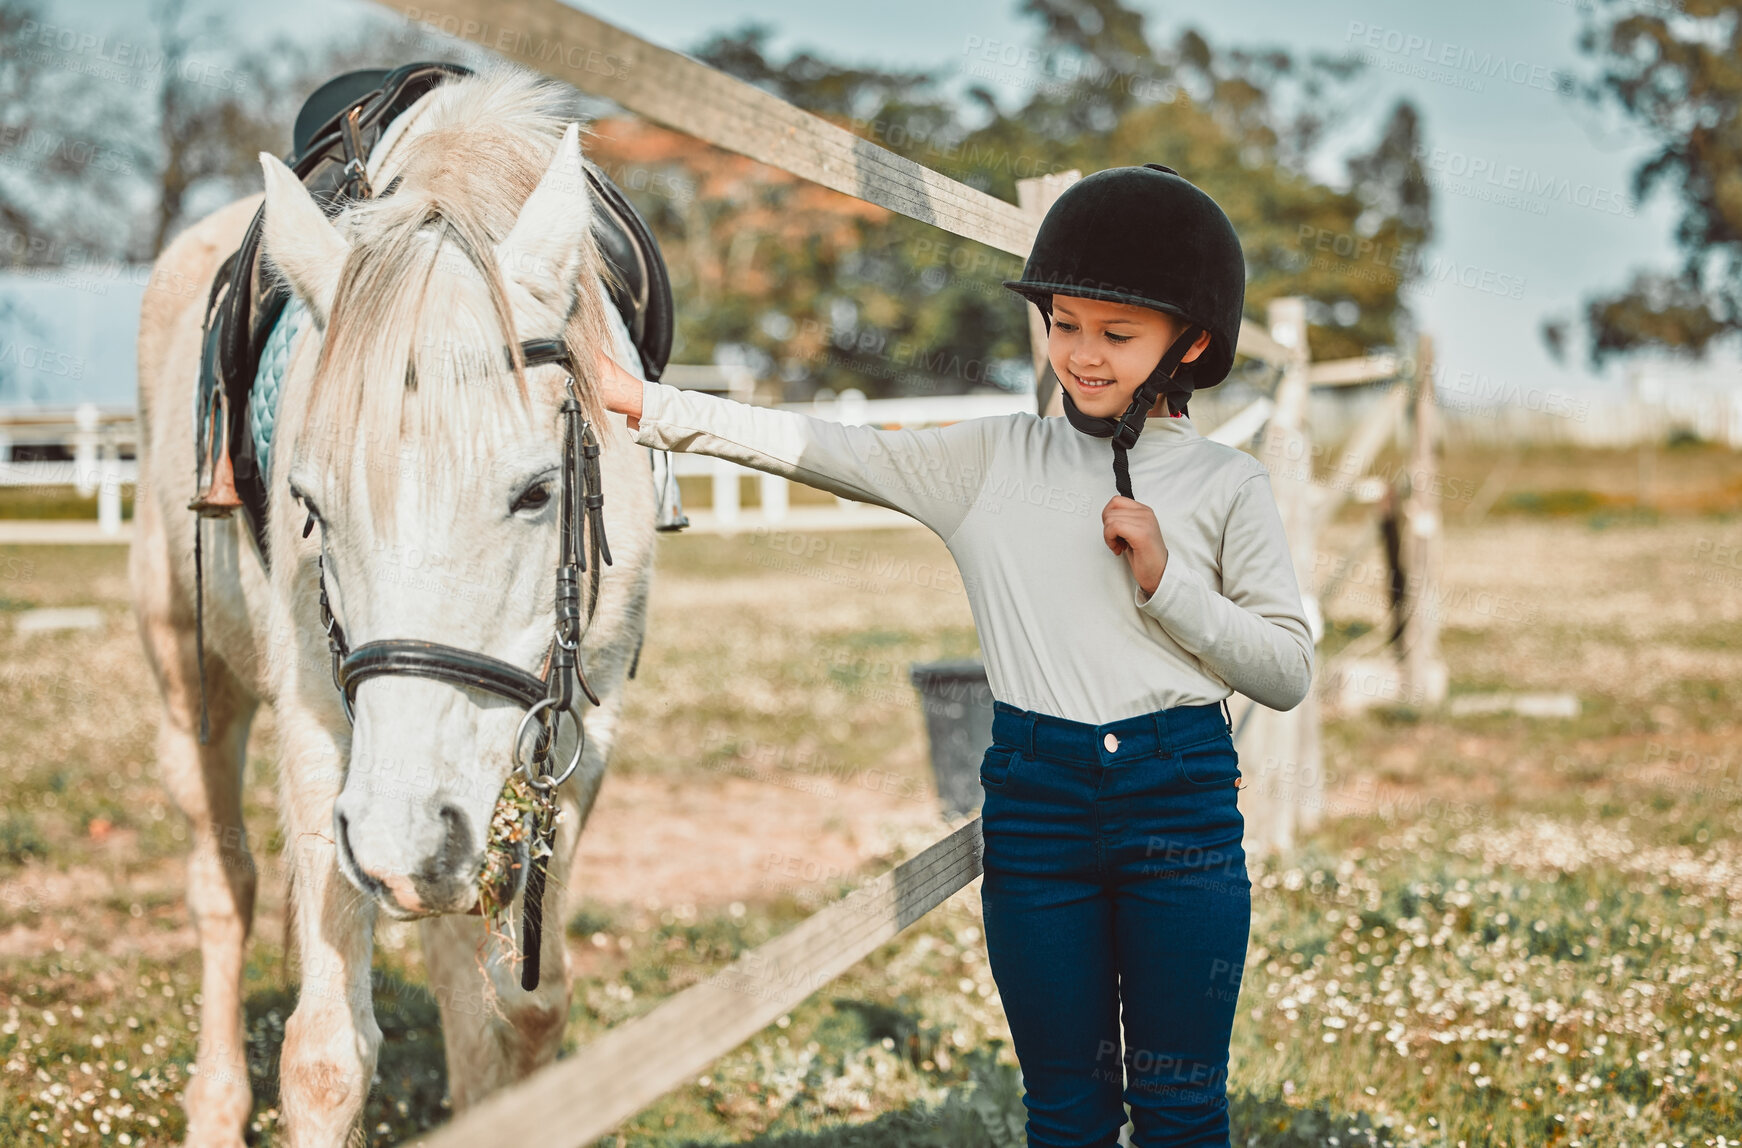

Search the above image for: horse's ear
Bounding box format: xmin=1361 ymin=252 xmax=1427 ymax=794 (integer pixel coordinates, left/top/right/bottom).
xmin=495 ymin=122 xmax=591 ymax=324
xmin=259 ymin=152 xmax=348 ymax=326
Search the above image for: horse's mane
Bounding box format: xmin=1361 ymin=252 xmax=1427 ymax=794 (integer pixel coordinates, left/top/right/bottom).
xmin=287 ymin=67 xmax=612 ymax=528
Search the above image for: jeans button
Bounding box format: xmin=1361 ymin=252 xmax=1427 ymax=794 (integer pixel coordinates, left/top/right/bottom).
xmin=1103 ymin=732 xmax=1119 ymax=753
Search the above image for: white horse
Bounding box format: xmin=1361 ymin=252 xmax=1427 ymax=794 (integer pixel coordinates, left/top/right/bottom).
xmin=130 ymin=69 xmax=656 ymax=1146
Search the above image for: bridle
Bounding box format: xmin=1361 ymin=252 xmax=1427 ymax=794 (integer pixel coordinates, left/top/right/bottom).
xmin=309 ymin=336 xmax=609 ymax=991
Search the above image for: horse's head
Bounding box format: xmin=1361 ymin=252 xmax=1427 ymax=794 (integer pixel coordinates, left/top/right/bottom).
xmin=260 ymin=98 xmax=616 ymax=919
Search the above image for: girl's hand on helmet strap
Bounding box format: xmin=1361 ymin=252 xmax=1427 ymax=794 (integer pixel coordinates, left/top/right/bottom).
xmin=1102 ymin=495 xmax=1168 ymax=598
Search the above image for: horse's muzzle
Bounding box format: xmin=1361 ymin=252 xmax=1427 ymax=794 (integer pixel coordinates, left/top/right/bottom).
xmin=334 ymin=802 xmax=487 ymax=918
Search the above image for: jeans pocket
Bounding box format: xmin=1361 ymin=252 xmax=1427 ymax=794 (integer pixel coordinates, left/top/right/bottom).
xmin=979 ymin=745 xmax=1018 ymax=790
xmin=1175 ymin=733 xmax=1240 ymax=789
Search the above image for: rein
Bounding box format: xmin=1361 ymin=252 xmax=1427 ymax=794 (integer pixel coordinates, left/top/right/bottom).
xmin=311 ymin=337 xmax=611 ymax=991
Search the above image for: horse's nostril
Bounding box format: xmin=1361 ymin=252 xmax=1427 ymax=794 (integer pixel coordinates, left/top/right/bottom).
xmin=335 ymin=809 xmax=355 ymax=867
xmin=334 ymin=808 xmax=387 ymax=899
xmin=435 ymin=804 xmax=472 ymax=871
xmin=409 ymin=803 xmax=475 ymax=902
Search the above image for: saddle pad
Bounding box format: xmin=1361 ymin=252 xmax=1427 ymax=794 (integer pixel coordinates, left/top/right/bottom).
xmin=249 ymin=295 xmax=306 ymax=485
xmin=243 ymin=282 xmax=643 ymax=490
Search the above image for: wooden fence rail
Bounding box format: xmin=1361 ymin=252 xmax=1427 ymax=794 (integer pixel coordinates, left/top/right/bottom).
xmin=415 ymin=821 xmax=984 ymax=1147
xmin=393 ymin=0 xmax=1036 ymax=256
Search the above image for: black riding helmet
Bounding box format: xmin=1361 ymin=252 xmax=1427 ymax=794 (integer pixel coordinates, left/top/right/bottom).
xmin=1004 ymin=163 xmax=1246 ymax=497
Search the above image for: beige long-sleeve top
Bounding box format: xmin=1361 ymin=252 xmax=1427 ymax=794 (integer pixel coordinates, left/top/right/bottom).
xmin=631 ymin=380 xmax=1314 ymax=725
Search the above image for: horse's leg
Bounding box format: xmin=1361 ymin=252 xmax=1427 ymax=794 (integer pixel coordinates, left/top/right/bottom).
xmin=420 ymin=695 xmax=621 ymax=1109
xmin=131 ymin=506 xmax=259 ymax=1148
xmin=274 ymin=698 xmax=381 ymax=1148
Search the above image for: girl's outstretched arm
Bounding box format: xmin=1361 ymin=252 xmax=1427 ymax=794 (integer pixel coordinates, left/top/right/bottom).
xmin=1135 ymin=468 xmax=1315 ymax=711
xmin=596 ymin=350 xmax=1003 ymax=542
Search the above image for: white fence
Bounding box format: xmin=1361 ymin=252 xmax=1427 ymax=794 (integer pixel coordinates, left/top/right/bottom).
xmin=6 ymin=385 xmax=1735 ymax=542
xmin=670 ymin=388 xmax=1036 ymax=529
xmin=0 ymin=403 xmax=136 ymax=535
xmin=681 ymin=382 xmax=1742 ymax=535
xmin=1191 ymin=383 xmax=1742 ymax=452
xmin=1439 ymin=392 xmax=1742 ymax=449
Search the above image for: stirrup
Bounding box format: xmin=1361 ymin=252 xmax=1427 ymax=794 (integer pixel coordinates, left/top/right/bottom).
xmin=652 ymin=448 xmax=689 ymax=532
xmin=187 ymin=390 xmax=243 ymax=517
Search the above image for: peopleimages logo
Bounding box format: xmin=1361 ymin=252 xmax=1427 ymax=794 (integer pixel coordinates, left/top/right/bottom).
xmin=1296 ymin=226 xmax=1527 ymax=301
xmin=0 ymin=340 xmax=85 ymax=380
xmin=398 ymin=6 xmax=628 ymax=78
xmin=958 ymin=35 xmax=1178 ymax=103
xmin=15 ymin=19 xmax=247 ymax=92
xmin=1412 ymin=146 xmax=1636 ymax=218
xmin=1345 ymin=22 xmax=1573 ymax=94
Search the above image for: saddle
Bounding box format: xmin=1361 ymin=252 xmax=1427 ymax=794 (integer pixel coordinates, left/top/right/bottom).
xmin=189 ymin=60 xmax=678 ymax=561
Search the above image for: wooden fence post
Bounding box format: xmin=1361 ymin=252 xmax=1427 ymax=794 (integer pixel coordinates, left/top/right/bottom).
xmin=1015 ymin=171 xmax=1080 ymax=417
xmin=1399 ymin=334 xmax=1447 ymax=708
xmin=1241 ymin=297 xmax=1323 ymax=856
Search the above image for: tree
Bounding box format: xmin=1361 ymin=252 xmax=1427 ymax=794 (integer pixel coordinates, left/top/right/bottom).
xmin=0 ymin=0 xmax=144 ymax=267
xmin=1 ymin=0 xmax=465 ymax=264
xmin=1555 ymin=0 xmax=1742 ymax=365
xmin=142 ymin=1 xmax=460 ymax=257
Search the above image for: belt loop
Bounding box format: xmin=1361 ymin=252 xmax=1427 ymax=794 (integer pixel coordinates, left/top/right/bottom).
xmin=1220 ymin=697 xmax=1233 ymax=733
xmin=1151 ymin=707 xmax=1169 ymax=756
xmin=1023 ymin=710 xmax=1037 ymax=760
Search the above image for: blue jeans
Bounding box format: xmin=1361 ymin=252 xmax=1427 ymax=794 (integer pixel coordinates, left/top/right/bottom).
xmin=979 ymin=699 xmax=1251 ymax=1148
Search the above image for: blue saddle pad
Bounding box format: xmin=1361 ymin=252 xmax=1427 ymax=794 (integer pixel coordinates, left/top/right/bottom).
xmin=249 ymin=297 xmax=307 ymax=484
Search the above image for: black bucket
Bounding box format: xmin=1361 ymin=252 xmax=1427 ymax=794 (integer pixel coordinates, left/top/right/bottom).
xmin=908 ymin=660 xmax=996 ymax=817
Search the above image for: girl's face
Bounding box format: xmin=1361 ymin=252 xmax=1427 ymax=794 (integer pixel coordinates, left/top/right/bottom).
xmin=1047 ymin=294 xmax=1209 ymax=419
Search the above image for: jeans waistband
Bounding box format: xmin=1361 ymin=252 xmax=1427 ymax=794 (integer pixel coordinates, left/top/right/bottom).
xmin=991 ymin=699 xmax=1231 ymax=765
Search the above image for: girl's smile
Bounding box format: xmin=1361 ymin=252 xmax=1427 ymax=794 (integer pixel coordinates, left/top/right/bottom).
xmin=1048 ymin=294 xmax=1210 ymax=418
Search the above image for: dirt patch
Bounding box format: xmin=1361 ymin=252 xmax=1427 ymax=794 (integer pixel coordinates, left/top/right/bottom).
xmin=569 ymin=769 xmax=952 ymax=912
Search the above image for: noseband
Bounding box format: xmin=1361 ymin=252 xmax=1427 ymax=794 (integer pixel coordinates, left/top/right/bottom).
xmin=311 ymin=336 xmax=609 ymax=989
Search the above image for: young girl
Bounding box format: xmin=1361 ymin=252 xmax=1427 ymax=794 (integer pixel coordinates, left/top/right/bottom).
xmin=594 ymin=163 xmax=1312 ymax=1148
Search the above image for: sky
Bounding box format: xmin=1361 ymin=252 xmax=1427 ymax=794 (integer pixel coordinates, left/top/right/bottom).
xmin=8 ymin=0 xmax=1735 ymax=409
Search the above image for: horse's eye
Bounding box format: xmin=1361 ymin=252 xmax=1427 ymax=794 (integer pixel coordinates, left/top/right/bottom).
xmin=289 ymin=484 xmax=323 ymax=536
xmin=512 ymin=481 xmax=553 ymax=514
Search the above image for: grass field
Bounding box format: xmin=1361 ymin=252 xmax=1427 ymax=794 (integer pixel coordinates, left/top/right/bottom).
xmin=0 ymin=442 xmax=1738 ymax=1147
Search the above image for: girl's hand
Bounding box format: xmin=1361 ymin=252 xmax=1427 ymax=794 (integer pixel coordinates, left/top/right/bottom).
xmin=593 ymin=348 xmax=644 ymax=429
xmin=1102 ymin=495 xmax=1168 ymax=599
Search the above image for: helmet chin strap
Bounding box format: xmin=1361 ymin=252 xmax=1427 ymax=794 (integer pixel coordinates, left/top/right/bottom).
xmin=1050 ymin=317 xmax=1205 ymax=499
